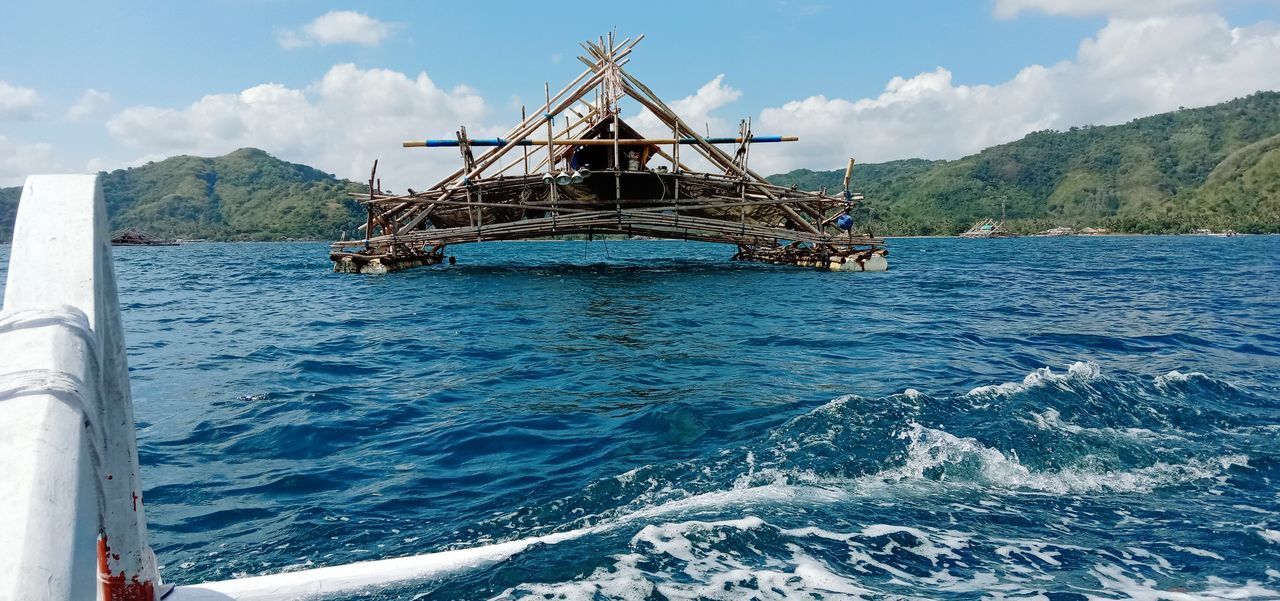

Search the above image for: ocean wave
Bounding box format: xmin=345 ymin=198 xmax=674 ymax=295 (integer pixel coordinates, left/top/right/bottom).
xmin=89 ymin=239 xmax=1280 ymax=599
xmin=492 ymin=516 xmax=879 ymax=601
xmin=157 ymin=359 xmax=1277 ymax=596
xmin=489 ymin=513 xmax=1280 ymax=601
xmin=883 ymin=422 xmax=1249 ymax=494
xmin=966 ymin=360 xmax=1102 ymax=397
xmin=1024 ymin=408 xmax=1186 ymax=441
xmin=1155 ymin=370 xmax=1208 ymax=385
xmin=471 ymin=365 xmax=1263 ymax=544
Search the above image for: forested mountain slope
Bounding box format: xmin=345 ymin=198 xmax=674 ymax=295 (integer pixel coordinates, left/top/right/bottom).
xmin=769 ymin=91 xmax=1280 ymax=234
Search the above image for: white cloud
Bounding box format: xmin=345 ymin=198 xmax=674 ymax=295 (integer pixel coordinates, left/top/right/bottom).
xmin=0 ymin=135 xmax=58 ymax=186
xmin=277 ymin=11 xmax=396 ymax=49
xmin=105 ymin=64 xmax=487 ymax=188
xmin=67 ymin=89 xmax=112 ymax=122
xmin=0 ymin=81 xmax=40 ymax=121
xmin=72 ymin=10 xmax=1280 ymax=189
xmin=752 ymin=13 xmax=1280 ymax=173
xmin=994 ymin=0 xmax=1217 ymax=18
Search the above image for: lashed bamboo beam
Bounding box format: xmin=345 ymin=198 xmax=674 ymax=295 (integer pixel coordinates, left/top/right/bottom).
xmin=369 ymin=210 xmax=875 ymax=248
xmin=340 ymin=194 xmax=851 ymax=224
xmin=404 ymin=137 xmax=799 ymax=148
xmin=355 ymin=176 xmax=834 ymax=208
xmin=353 ymin=174 xmax=840 ymax=208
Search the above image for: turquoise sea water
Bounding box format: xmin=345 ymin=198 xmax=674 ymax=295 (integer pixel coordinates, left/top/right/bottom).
xmin=2 ymin=236 xmax=1278 ymax=599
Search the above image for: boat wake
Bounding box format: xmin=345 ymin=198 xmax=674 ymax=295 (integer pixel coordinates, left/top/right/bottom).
xmin=229 ymin=362 xmax=1279 ymax=600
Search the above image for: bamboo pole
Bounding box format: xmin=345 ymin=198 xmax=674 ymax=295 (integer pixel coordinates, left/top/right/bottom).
xmin=403 ymin=137 xmax=798 ymax=148
xmin=373 ymin=205 xmax=873 ymax=244
xmin=369 ymin=191 xmax=846 ymax=215
xmin=650 ymin=147 xmax=693 ymax=174
xmin=370 ymin=209 xmax=880 ymax=248
xmin=544 ymin=82 xmax=554 ymax=174
xmin=545 ymin=81 xmax=558 ymax=225
xmin=613 ymin=112 xmax=621 ymax=199
xmin=360 ymin=169 xmax=839 ymax=207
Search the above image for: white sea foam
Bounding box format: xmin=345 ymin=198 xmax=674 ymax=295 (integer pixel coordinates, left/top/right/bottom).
xmin=175 ymin=480 xmax=849 ymax=600
xmin=882 ymin=422 xmax=1247 ymax=494
xmin=858 ymin=524 xmax=969 ymax=564
xmin=1026 ymin=408 xmax=1184 ymax=441
xmin=1155 ymin=370 xmax=1208 ymax=386
xmin=498 ymin=516 xmax=877 ymax=600
xmin=183 ymin=363 xmax=1262 ymax=600
xmin=1168 ymin=545 xmax=1225 ymax=561
xmin=1029 ymin=407 xmax=1086 ymax=433
xmin=493 ymin=513 xmax=1273 ymax=601
xmin=967 ymin=361 xmax=1101 ymax=397
xmin=612 ymin=465 xmax=642 ymax=484
xmin=1088 ymin=562 xmax=1279 ymax=600
xmin=995 ymin=540 xmax=1063 ymax=566
xmin=632 ymin=516 xmax=766 ymax=562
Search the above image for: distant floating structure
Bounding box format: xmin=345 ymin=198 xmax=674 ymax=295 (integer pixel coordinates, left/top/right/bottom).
xmin=329 ymin=33 xmax=886 ymax=274
xmin=110 ymin=228 xmax=177 ymax=246
xmin=959 ymin=197 xmax=1018 ymax=238
xmin=959 ymin=219 xmax=1018 ymax=238
xmin=1039 ymin=226 xmax=1075 ymax=237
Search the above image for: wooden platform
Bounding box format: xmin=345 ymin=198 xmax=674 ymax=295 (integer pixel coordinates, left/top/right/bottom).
xmin=328 ymin=32 xmax=885 ymax=273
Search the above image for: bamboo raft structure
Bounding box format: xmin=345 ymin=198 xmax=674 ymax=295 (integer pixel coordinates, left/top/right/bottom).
xmin=110 ymin=228 xmax=178 ymax=246
xmin=329 ymin=33 xmax=887 ymax=274
xmin=958 ymin=219 xmax=1018 ymax=238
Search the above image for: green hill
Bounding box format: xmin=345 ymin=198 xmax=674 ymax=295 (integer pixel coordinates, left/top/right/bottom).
xmin=1188 ymin=132 xmax=1280 ymax=229
xmin=0 ymin=148 xmax=365 ymax=242
xmin=768 ymin=91 xmax=1280 ymax=234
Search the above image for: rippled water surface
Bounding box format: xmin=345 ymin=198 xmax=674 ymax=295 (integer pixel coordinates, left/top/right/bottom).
xmin=3 ymin=236 xmax=1278 ymax=599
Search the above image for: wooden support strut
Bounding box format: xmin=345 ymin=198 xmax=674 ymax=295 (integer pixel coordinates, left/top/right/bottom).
xmin=350 ymin=169 xmax=842 ymax=213
xmin=403 ymin=137 xmax=798 ymax=148
xmin=340 ymin=33 xmax=881 ymax=266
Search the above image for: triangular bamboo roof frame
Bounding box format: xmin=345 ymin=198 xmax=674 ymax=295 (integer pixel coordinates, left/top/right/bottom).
xmin=330 ymin=33 xmax=884 ymax=267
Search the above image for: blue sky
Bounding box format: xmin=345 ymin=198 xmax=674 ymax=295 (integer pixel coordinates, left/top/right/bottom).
xmin=2 ymin=1 xmax=1279 ymax=186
